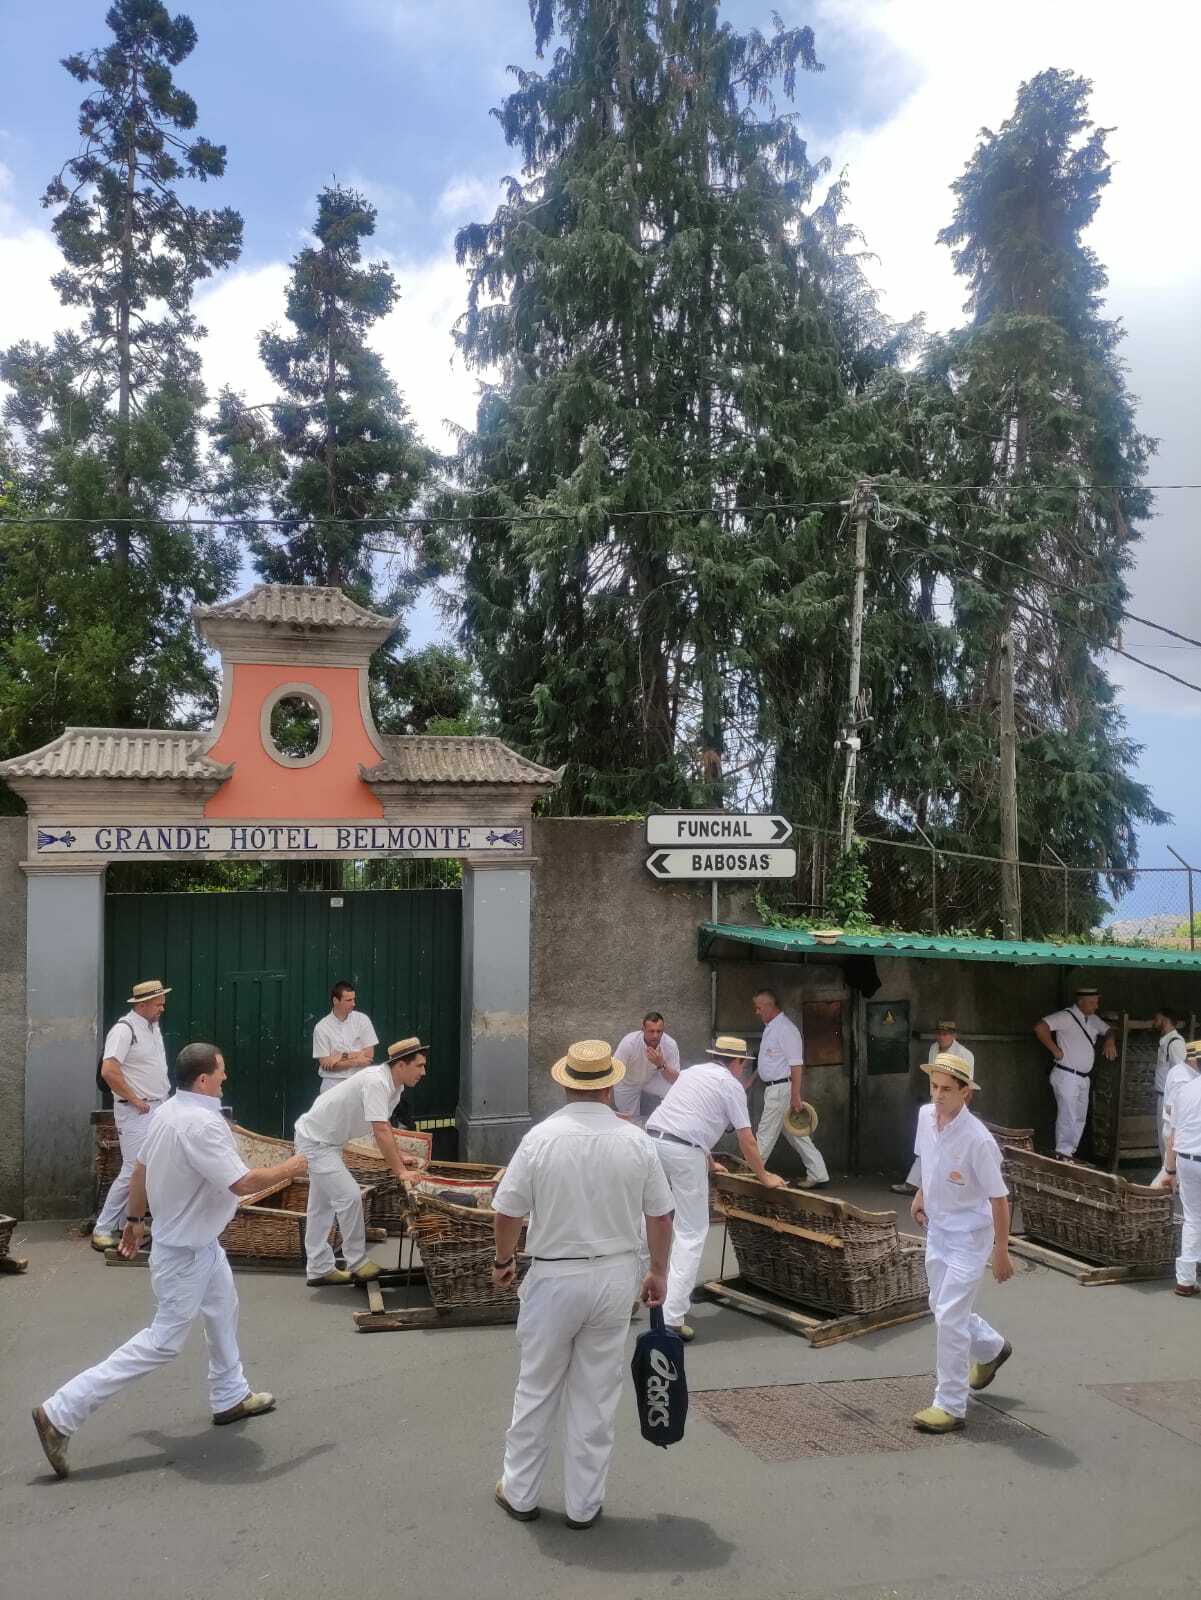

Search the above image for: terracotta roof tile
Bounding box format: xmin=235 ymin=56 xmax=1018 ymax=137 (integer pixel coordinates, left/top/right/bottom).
xmin=0 ymin=728 xmax=231 ymax=782
xmin=362 ymin=736 xmax=559 ymax=787
xmin=194 ymin=583 xmax=396 ymax=631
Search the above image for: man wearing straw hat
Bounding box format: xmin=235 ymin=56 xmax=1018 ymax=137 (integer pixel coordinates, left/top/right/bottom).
xmin=92 ymin=978 xmax=174 ymax=1252
xmin=910 ymin=1050 xmax=1013 ymax=1434
xmin=891 ymin=1021 xmax=975 ymax=1197
xmin=645 ymin=1034 xmax=786 ymax=1342
xmin=491 ymin=1040 xmax=674 ymax=1531
xmin=1034 ymin=985 xmax=1117 ymax=1158
xmin=33 ymin=1042 xmax=307 ymax=1479
xmin=293 ymin=1037 xmax=429 ymax=1287
xmin=1155 ymin=1040 xmax=1201 ymax=1295
xmin=751 ymin=988 xmax=830 ymax=1188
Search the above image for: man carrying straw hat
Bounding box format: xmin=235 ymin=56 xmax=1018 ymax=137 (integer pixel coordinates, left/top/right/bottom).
xmin=910 ymin=1051 xmax=1014 ymax=1434
xmin=645 ymin=1034 xmax=786 ymax=1342
xmin=491 ymin=1040 xmax=674 ymax=1530
xmin=292 ymin=1037 xmax=429 ymax=1286
xmin=93 ymin=979 xmax=173 ymax=1251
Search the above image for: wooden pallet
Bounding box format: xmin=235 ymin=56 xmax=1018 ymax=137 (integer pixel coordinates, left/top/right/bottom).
xmin=1007 ymin=1232 xmax=1174 ymax=1286
xmin=354 ymin=1275 xmax=519 ymax=1333
xmin=701 ymin=1274 xmax=930 ymax=1347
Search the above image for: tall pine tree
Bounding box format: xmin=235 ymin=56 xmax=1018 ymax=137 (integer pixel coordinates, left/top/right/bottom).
xmin=0 ymin=0 xmax=241 ymax=787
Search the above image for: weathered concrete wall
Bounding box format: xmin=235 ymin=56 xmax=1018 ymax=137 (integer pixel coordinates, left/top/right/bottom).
xmin=458 ymin=863 xmax=533 ymax=1162
xmin=0 ymin=818 xmax=26 ymax=1214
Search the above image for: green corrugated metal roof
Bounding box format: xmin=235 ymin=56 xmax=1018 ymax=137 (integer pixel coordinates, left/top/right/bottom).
xmin=698 ymin=921 xmax=1201 ymax=973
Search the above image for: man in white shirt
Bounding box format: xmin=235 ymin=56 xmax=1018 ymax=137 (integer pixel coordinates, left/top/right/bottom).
xmin=1034 ymin=986 xmax=1117 ymax=1157
xmin=93 ymin=978 xmax=174 ymax=1251
xmin=751 ymin=988 xmax=829 ymax=1188
xmin=491 ymin=1039 xmax=674 ymax=1531
xmin=33 ymin=1042 xmax=306 ymax=1478
xmin=910 ymin=1051 xmax=1013 ymax=1434
xmin=293 ymin=1037 xmax=427 ymax=1286
xmin=1152 ymin=1007 xmax=1188 ymax=1159
xmin=1156 ymin=1041 xmax=1201 ymax=1295
xmin=312 ymin=979 xmax=379 ymax=1093
xmin=646 ymin=1034 xmax=786 ymax=1341
xmin=612 ymin=1011 xmax=682 ymax=1123
xmin=892 ymin=1022 xmax=976 ymax=1196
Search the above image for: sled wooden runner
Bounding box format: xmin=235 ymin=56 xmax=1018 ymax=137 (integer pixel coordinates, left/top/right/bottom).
xmin=702 ymin=1273 xmax=930 ymax=1347
xmin=1007 ymin=1232 xmax=1174 ymax=1286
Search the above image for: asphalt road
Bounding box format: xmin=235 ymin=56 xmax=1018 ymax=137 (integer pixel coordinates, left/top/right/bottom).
xmin=4 ymin=1182 xmax=1201 ymax=1600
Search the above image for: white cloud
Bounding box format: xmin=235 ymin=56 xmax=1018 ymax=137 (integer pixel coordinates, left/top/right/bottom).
xmin=436 ymin=173 xmax=499 ymax=218
xmin=193 ymin=261 xmax=292 ymax=407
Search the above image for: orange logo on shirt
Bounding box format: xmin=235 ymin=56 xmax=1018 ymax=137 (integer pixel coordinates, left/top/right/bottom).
xmin=948 ymin=1170 xmax=964 ymax=1183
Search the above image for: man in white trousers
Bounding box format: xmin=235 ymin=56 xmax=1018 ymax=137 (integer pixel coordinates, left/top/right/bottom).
xmin=491 ymin=1039 xmax=674 ymax=1531
xmin=910 ymin=1051 xmax=1014 ymax=1434
xmin=612 ymin=1011 xmax=681 ymax=1123
xmin=293 ymin=1036 xmax=427 ymax=1286
xmin=312 ymin=978 xmax=379 ymax=1094
xmin=1152 ymin=1007 xmax=1188 ymax=1160
xmin=751 ymin=988 xmax=829 ymax=1188
xmin=1156 ymin=1040 xmax=1201 ymax=1296
xmin=1034 ymin=986 xmax=1117 ymax=1158
xmin=92 ymin=978 xmax=174 ymax=1250
xmin=646 ymin=1034 xmax=786 ymax=1342
xmin=33 ymin=1042 xmax=306 ymax=1478
xmin=892 ymin=1021 xmax=975 ymax=1196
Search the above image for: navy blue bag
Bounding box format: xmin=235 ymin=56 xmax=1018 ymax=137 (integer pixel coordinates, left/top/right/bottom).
xmin=631 ymin=1306 xmax=688 ymax=1446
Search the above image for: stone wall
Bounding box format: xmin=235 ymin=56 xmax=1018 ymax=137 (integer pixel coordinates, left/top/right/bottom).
xmin=0 ymin=818 xmax=26 ymax=1213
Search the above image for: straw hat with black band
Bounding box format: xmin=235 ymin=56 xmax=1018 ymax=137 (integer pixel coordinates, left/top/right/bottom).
xmin=550 ymin=1039 xmax=626 ymax=1092
xmin=705 ymin=1034 xmax=752 ymax=1061
xmin=127 ymin=979 xmax=171 ymax=1005
xmin=386 ymin=1036 xmax=429 ymax=1063
xmin=922 ymin=1050 xmax=981 ymax=1093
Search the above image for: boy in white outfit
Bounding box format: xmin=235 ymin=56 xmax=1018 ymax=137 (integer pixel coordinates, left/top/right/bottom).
xmin=1156 ymin=1040 xmax=1201 ymax=1296
xmin=911 ymin=1050 xmax=1014 ymax=1434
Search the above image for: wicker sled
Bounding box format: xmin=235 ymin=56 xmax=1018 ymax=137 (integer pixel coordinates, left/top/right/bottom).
xmin=404 ymin=1170 xmax=524 ymax=1315
xmin=1004 ymin=1147 xmax=1174 ymax=1268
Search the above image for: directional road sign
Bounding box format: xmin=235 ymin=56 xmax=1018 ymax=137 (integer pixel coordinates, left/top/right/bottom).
xmin=645 ymin=813 xmax=793 ymax=847
xmin=645 ymin=847 xmax=798 ymax=881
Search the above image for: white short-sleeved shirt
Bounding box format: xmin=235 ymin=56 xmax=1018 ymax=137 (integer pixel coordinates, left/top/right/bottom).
xmin=757 ymin=1010 xmax=804 ymax=1083
xmin=1154 ymin=1030 xmax=1187 ymax=1096
xmin=312 ymin=1010 xmax=380 ymax=1082
xmin=294 ymin=1062 xmax=401 ymax=1148
xmin=927 ymin=1039 xmax=975 ymax=1072
xmin=142 ymin=1091 xmax=250 ymax=1248
xmin=493 ymin=1102 xmax=673 ymax=1269
xmin=1041 ymin=1006 xmax=1108 ymax=1075
xmin=103 ymin=1010 xmax=170 ymax=1101
xmin=915 ymin=1102 xmax=1007 ymax=1234
xmin=613 ymin=1029 xmax=682 ymax=1090
xmin=646 ymin=1061 xmax=752 ymax=1152
xmin=1168 ymin=1072 xmax=1201 ymax=1154
xmin=1163 ymin=1062 xmax=1200 ymax=1139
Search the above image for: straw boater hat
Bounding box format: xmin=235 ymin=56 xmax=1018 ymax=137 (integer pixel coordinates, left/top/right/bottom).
xmin=127 ymin=979 xmax=171 ymax=1005
xmin=1186 ymin=1040 xmax=1201 ymax=1060
xmin=785 ymin=1103 xmax=820 ymax=1137
xmin=386 ymin=1036 xmax=429 ymax=1062
xmin=935 ymin=1019 xmax=958 ymax=1033
xmin=706 ymin=1034 xmax=753 ymax=1060
xmin=923 ymin=1050 xmax=980 ymax=1092
xmin=551 ymin=1039 xmax=626 ymax=1091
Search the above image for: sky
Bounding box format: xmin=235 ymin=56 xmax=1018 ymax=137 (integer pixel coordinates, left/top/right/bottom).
xmin=0 ymin=0 xmax=1198 ymax=875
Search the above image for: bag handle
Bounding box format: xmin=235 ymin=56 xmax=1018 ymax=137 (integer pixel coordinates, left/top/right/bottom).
xmin=649 ymin=1304 xmax=666 ymax=1335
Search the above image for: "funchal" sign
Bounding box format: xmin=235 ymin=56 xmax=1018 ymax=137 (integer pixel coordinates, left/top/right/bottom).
xmin=33 ymin=821 xmax=527 ymax=859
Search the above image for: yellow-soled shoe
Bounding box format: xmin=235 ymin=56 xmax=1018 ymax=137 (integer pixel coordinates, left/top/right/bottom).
xmin=213 ymin=1391 xmax=276 ymax=1426
xmin=970 ymin=1339 xmax=1013 ymax=1392
xmin=90 ymin=1232 xmax=117 ymax=1253
xmin=350 ymin=1260 xmax=383 ymax=1283
xmin=32 ymin=1406 xmax=70 ymax=1478
xmin=307 ymin=1268 xmax=352 ymax=1286
xmin=912 ymin=1406 xmax=965 ymax=1434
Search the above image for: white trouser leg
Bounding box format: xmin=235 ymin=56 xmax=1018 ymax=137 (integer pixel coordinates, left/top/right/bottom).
xmin=198 ymin=1245 xmax=250 ymax=1413
xmin=1175 ymin=1159 xmax=1201 ymax=1287
xmin=652 ymin=1141 xmax=711 ymax=1327
xmin=1156 ymin=1097 xmax=1166 ymax=1161
xmin=755 ymin=1080 xmax=786 ymax=1162
xmin=95 ymin=1101 xmax=160 ymax=1234
xmin=611 ymin=1077 xmax=644 ymax=1120
xmin=501 ymin=1259 xmax=636 ymax=1519
xmin=43 ymin=1241 xmax=243 ymax=1435
xmin=1050 ymin=1069 xmax=1090 ymax=1157
xmin=299 ymin=1140 xmax=366 ymax=1275
xmin=925 ymin=1226 xmax=1003 ymax=1418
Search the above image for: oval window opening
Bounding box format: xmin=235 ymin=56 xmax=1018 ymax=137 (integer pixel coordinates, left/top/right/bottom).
xmin=269 ymin=693 xmax=322 ymax=761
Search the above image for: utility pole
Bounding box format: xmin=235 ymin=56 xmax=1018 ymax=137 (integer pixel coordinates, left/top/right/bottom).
xmin=998 ymin=624 xmax=1021 ymax=938
xmin=839 ymin=481 xmax=871 ymax=854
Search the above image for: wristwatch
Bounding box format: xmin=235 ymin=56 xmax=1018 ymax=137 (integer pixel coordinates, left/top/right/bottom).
xmin=127 ymin=1214 xmax=146 ymax=1224
xmin=494 ymin=1255 xmax=515 ymax=1269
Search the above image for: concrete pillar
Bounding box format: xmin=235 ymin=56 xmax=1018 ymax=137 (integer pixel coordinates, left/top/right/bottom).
xmin=458 ymin=861 xmax=533 ymax=1162
xmin=24 ymin=865 xmax=105 ymax=1217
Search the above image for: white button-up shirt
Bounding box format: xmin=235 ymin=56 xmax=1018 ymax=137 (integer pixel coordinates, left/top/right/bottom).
xmin=312 ymin=1010 xmax=380 ymax=1082
xmin=142 ymin=1091 xmax=250 ymax=1247
xmin=103 ymin=1010 xmax=170 ymax=1101
xmin=295 ymin=1062 xmax=401 ymax=1148
xmin=493 ymin=1102 xmax=674 ymax=1269
xmin=1154 ymin=1030 xmax=1187 ymax=1096
xmin=1163 ymin=1061 xmax=1200 ymax=1141
xmin=915 ymin=1103 xmax=1007 ymax=1234
xmin=757 ymin=1010 xmax=803 ymax=1083
xmin=1041 ymin=1006 xmax=1108 ymax=1075
xmin=613 ymin=1029 xmax=681 ymax=1090
xmin=646 ymin=1062 xmax=752 ymax=1152
xmin=927 ymin=1038 xmax=975 ymax=1073
xmin=1169 ymin=1072 xmax=1201 ymax=1155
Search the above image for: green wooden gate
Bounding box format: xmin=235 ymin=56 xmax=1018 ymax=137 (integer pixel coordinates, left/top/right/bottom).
xmin=104 ymin=887 xmax=462 ymax=1138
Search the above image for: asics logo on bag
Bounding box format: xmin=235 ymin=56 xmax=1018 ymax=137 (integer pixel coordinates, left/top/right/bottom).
xmin=644 ymin=1347 xmax=678 ymax=1428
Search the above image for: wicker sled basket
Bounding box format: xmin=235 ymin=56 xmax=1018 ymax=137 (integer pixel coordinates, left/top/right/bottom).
xmin=1004 ymin=1147 xmax=1174 ymax=1267
xmin=405 ymin=1179 xmax=525 ymax=1313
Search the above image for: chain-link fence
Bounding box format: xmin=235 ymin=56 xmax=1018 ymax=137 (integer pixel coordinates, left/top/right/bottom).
xmin=771 ymin=825 xmax=1197 ymax=949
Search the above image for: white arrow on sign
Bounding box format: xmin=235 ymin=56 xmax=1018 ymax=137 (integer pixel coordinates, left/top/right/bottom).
xmin=645 ymin=847 xmax=798 ymax=881
xmin=646 ymin=812 xmax=793 ymax=847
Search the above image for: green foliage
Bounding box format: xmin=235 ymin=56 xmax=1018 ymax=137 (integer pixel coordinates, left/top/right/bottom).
xmin=371 ymin=643 xmax=489 ymax=736
xmin=825 ymin=839 xmax=872 ymax=927
xmin=0 ymin=1 xmax=240 ymax=803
